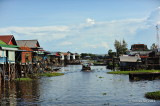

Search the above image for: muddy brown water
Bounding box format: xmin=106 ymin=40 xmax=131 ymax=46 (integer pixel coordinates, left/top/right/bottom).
xmin=0 ymin=65 xmax=160 ymax=106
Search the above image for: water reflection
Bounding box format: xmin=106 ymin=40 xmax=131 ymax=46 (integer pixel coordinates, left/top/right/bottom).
xmin=0 ymin=65 xmax=160 ymax=106
xmin=0 ymin=80 xmax=39 ymax=106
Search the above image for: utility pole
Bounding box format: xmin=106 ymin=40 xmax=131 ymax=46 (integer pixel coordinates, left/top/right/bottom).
xmin=156 ymin=25 xmax=159 ymax=48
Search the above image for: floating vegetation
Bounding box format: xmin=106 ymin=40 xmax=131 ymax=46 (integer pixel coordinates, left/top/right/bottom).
xmin=14 ymin=78 xmax=32 ymax=81
xmin=103 ymin=102 xmax=109 ymax=105
xmin=99 ymin=76 xmax=104 ymax=78
xmin=145 ymin=91 xmax=160 ymax=100
xmin=102 ymin=93 xmax=107 ymax=95
xmin=107 ymin=70 xmax=160 ymax=75
xmin=40 ymin=72 xmax=64 ymax=77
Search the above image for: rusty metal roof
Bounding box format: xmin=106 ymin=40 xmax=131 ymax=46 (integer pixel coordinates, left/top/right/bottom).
xmin=19 ymin=47 xmax=33 ymax=51
xmin=16 ymin=40 xmax=40 ymax=48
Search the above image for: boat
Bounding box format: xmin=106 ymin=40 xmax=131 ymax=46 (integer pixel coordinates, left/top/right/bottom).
xmin=53 ymin=67 xmax=61 ymax=71
xmin=81 ymin=63 xmax=91 ymax=71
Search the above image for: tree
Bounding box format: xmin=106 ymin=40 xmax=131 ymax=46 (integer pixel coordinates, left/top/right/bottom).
xmin=108 ymin=49 xmax=116 ymax=58
xmin=150 ymin=43 xmax=157 ymax=50
xmin=122 ymin=39 xmax=128 ymax=54
xmin=114 ymin=39 xmax=128 ymax=57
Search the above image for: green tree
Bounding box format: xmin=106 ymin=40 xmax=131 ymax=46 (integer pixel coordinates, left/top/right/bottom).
xmin=108 ymin=49 xmax=116 ymax=58
xmin=114 ymin=39 xmax=128 ymax=57
xmin=122 ymin=39 xmax=128 ymax=54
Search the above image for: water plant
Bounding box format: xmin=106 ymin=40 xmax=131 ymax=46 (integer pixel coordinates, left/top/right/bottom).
xmin=145 ymin=91 xmax=160 ymax=100
xmin=40 ymin=72 xmax=64 ymax=77
xmin=99 ymin=76 xmax=104 ymax=78
xmin=102 ymin=93 xmax=107 ymax=95
xmin=107 ymin=70 xmax=160 ymax=75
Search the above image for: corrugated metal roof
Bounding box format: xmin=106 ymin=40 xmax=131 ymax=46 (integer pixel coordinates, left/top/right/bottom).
xmin=16 ymin=40 xmax=40 ymax=48
xmin=120 ymin=55 xmax=139 ymax=62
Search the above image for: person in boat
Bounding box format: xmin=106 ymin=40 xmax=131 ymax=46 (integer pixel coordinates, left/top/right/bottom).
xmin=82 ymin=63 xmax=91 ymax=70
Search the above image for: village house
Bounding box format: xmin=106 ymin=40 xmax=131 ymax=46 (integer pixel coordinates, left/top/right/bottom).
xmin=0 ymin=35 xmax=19 ymax=81
xmin=16 ymin=40 xmax=45 ymax=62
xmin=120 ymin=55 xmax=142 ymax=70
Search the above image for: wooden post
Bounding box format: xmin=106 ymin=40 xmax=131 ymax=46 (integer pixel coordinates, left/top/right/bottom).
xmin=8 ymin=63 xmax=10 ymax=81
xmin=145 ymin=58 xmax=148 ymax=69
xmin=159 ymin=56 xmax=160 ymax=68
xmin=113 ymin=58 xmax=115 ymax=71
xmin=0 ymin=72 xmax=1 ymax=89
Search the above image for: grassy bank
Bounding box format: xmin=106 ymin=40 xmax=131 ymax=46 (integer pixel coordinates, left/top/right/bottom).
xmin=14 ymin=78 xmax=32 ymax=81
xmin=107 ymin=70 xmax=160 ymax=75
xmin=145 ymin=91 xmax=160 ymax=100
xmin=40 ymin=72 xmax=64 ymax=77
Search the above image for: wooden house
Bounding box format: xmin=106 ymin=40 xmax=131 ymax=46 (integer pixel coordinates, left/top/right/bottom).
xmin=0 ymin=35 xmax=18 ymax=64
xmin=16 ymin=47 xmax=33 ymax=64
xmin=0 ymin=39 xmax=18 ymax=80
xmin=16 ymin=40 xmax=44 ymax=62
xmin=61 ymin=52 xmax=71 ymax=63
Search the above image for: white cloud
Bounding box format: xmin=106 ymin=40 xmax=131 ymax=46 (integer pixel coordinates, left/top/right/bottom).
xmin=146 ymin=7 xmax=160 ymax=25
xmin=86 ymin=18 xmax=95 ymax=25
xmin=0 ymin=26 xmax=70 ymax=41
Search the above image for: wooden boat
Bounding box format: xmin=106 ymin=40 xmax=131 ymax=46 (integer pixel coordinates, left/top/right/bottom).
xmin=53 ymin=67 xmax=61 ymax=71
xmin=81 ymin=63 xmax=91 ymax=71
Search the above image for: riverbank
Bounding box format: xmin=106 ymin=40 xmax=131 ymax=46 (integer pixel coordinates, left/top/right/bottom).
xmin=40 ymin=72 xmax=64 ymax=77
xmin=107 ymin=70 xmax=160 ymax=75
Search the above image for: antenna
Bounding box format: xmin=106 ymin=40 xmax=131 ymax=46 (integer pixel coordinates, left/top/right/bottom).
xmin=156 ymin=25 xmax=159 ymax=48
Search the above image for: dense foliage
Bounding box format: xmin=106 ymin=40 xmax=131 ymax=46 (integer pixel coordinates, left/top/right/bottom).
xmin=114 ymin=39 xmax=128 ymax=57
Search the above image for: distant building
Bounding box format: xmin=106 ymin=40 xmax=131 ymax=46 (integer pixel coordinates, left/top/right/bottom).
xmin=131 ymin=44 xmax=148 ymax=51
xmin=128 ymin=44 xmax=152 ymax=59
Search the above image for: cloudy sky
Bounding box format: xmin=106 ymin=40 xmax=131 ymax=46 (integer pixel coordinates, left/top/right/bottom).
xmin=0 ymin=0 xmax=160 ymax=54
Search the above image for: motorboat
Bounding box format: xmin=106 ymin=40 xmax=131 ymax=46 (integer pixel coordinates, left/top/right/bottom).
xmin=82 ymin=63 xmax=91 ymax=71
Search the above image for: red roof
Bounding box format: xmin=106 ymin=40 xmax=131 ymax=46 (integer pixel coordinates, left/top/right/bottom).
xmin=61 ymin=52 xmax=70 ymax=56
xmin=56 ymin=52 xmax=60 ymax=56
xmin=0 ymin=35 xmax=17 ymax=45
xmin=20 ymin=47 xmax=33 ymax=51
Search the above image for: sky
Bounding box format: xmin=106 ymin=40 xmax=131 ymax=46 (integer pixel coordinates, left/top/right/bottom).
xmin=0 ymin=0 xmax=160 ymax=54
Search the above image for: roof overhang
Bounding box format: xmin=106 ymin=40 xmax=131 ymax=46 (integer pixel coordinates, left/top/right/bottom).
xmin=0 ymin=47 xmax=18 ymax=51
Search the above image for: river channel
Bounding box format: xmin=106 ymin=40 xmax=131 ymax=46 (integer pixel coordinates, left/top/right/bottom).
xmin=0 ymin=65 xmax=160 ymax=106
